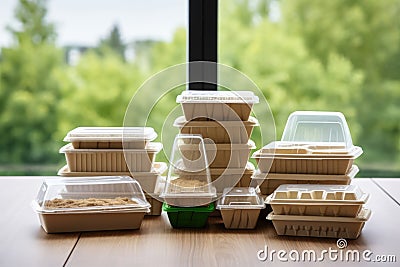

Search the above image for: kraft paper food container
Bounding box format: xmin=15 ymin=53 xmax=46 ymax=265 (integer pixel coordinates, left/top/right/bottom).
xmin=265 ymin=184 xmax=369 ymax=217
xmin=145 ymin=176 xmax=166 ymax=216
xmin=176 ymin=90 xmax=259 ymax=121
xmin=252 ymin=141 xmax=362 ymax=174
xmin=267 ymin=208 xmax=371 ymax=239
xmin=174 ymin=161 xmax=255 ymax=193
xmin=281 ymin=111 xmax=354 ymax=149
xmin=180 ymin=140 xmax=256 ymax=169
xmin=60 ymin=142 xmax=162 ymax=172
xmin=174 ymin=116 xmax=259 ymax=144
xmin=64 ymin=127 xmax=157 ymax=149
xmin=32 ymin=177 xmax=150 ymax=233
xmin=251 ymin=165 xmax=358 ymax=195
xmin=162 ymin=202 xmax=215 ymax=228
xmin=161 ymin=135 xmax=216 ymax=207
xmin=217 ymin=187 xmax=265 ymax=229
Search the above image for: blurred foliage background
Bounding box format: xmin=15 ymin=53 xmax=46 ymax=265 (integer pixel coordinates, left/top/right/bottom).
xmin=0 ymin=0 xmax=399 ymax=176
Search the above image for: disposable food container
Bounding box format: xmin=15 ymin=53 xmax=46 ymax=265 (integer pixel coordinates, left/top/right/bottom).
xmin=162 ymin=202 xmax=215 ymax=228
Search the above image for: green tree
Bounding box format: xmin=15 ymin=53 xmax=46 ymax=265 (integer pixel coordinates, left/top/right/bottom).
xmin=97 ymin=24 xmax=126 ymax=61
xmin=0 ymin=0 xmax=62 ymax=163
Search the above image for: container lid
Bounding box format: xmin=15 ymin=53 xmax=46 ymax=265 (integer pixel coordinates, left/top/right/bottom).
xmin=281 ymin=111 xmax=353 ymax=149
xmin=252 ymin=141 xmax=362 ymax=159
xmin=173 ymin=116 xmax=259 ymax=127
xmin=176 ymin=90 xmax=259 ymax=104
xmin=160 ymin=134 xmax=217 ymax=206
xmin=63 ymin=127 xmax=157 ymax=142
xmin=267 ymin=208 xmax=371 ymax=222
xmin=217 ymin=187 xmax=265 ymax=210
xmin=265 ymin=184 xmax=369 ymax=205
xmin=59 ymin=142 xmax=163 ymax=153
xmin=32 ymin=176 xmax=150 ymax=214
xmin=251 ymin=165 xmax=359 ymax=181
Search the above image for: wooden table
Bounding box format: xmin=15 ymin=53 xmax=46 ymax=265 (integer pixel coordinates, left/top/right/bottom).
xmin=0 ymin=177 xmax=398 ymax=267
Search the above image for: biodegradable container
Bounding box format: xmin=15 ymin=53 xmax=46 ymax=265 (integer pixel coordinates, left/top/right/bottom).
xmin=176 ymin=90 xmax=259 ymax=121
xmin=180 ymin=140 xmax=255 ymax=169
xmin=32 ymin=177 xmax=150 ymax=233
xmin=265 ymin=184 xmax=369 ymax=217
xmin=160 ymin=135 xmax=216 ymax=207
xmin=60 ymin=142 xmax=162 ymax=173
xmin=174 ymin=116 xmax=259 ymax=144
xmin=267 ymin=208 xmax=371 ymax=239
xmin=64 ymin=127 xmax=157 ymax=149
xmin=145 ymin=176 xmax=166 ymax=216
xmin=163 ymin=202 xmax=215 ymax=228
xmin=251 ymin=165 xmax=358 ymax=195
xmin=217 ymin=187 xmax=265 ymax=229
xmin=252 ymin=141 xmax=362 ymax=174
xmin=174 ymin=161 xmax=255 ymax=193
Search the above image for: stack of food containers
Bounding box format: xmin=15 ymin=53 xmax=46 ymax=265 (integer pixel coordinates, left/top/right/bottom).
xmin=32 ymin=176 xmax=151 ymax=233
xmin=58 ymin=127 xmax=165 ymax=215
xmin=174 ymin=91 xmax=259 ymax=195
xmin=265 ymin=184 xmax=371 ymax=238
xmin=251 ymin=111 xmax=363 ymax=195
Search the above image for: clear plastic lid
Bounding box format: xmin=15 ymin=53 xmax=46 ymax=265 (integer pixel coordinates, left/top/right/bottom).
xmin=217 ymin=187 xmax=265 ymax=210
xmin=253 ymin=141 xmax=363 ymax=159
xmin=160 ymin=134 xmax=216 ymax=207
xmin=281 ymin=111 xmax=353 ymax=149
xmin=63 ymin=127 xmax=157 ymax=142
xmin=59 ymin=142 xmax=163 ymax=153
xmin=266 ymin=184 xmax=369 ymax=204
xmin=176 ymin=91 xmax=259 ymax=104
xmin=33 ymin=176 xmax=150 ymax=214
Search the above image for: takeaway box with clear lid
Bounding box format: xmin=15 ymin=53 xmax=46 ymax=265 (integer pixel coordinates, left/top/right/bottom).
xmin=64 ymin=127 xmax=157 ymax=149
xmin=32 ymin=176 xmax=150 ymax=233
xmin=176 ymin=90 xmax=259 ymax=121
xmin=265 ymin=184 xmax=369 ymax=217
xmin=217 ymin=187 xmax=265 ymax=229
xmin=160 ymin=134 xmax=216 ymax=207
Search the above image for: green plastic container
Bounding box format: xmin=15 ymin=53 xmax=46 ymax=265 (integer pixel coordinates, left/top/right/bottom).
xmin=162 ymin=202 xmax=215 ymax=228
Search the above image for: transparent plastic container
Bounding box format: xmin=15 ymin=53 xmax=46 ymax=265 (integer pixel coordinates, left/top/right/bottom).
xmin=265 ymin=184 xmax=369 ymax=217
xmin=174 ymin=116 xmax=259 ymax=144
xmin=160 ymin=135 xmax=216 ymax=207
xmin=32 ymin=177 xmax=150 ymax=233
xmin=267 ymin=208 xmax=371 ymax=239
xmin=176 ymin=90 xmax=259 ymax=121
xmin=64 ymin=127 xmax=157 ymax=149
xmin=60 ymin=142 xmax=162 ymax=173
xmin=251 ymin=165 xmax=359 ymax=195
xmin=281 ymin=111 xmax=353 ymax=149
xmin=217 ymin=187 xmax=265 ymax=229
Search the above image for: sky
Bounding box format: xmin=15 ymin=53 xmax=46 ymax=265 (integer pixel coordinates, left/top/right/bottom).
xmin=0 ymin=0 xmax=187 ymax=47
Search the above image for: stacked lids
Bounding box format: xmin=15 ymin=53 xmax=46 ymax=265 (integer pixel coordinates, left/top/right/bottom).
xmin=251 ymin=111 xmax=363 ymax=194
xmin=266 ymin=184 xmax=371 ymax=239
xmin=58 ymin=126 xmax=165 ymax=216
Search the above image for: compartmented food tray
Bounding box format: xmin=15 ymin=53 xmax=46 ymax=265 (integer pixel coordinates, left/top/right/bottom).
xmin=265 ymin=184 xmax=369 ymax=217
xmin=64 ymin=127 xmax=157 ymax=149
xmin=180 ymin=140 xmax=255 ymax=169
xmin=176 ymin=91 xmax=259 ymax=121
xmin=32 ymin=177 xmax=150 ymax=233
xmin=251 ymin=165 xmax=358 ymax=195
xmin=217 ymin=187 xmax=265 ymax=229
xmin=163 ymin=202 xmax=215 ymax=228
xmin=174 ymin=116 xmax=258 ymax=144
xmin=267 ymin=208 xmax=371 ymax=239
xmin=60 ymin=142 xmax=162 ymax=172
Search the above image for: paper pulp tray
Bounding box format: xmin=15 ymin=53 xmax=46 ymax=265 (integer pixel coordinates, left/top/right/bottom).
xmin=60 ymin=142 xmax=162 ymax=172
xmin=252 ymin=142 xmax=362 ymax=175
xmin=145 ymin=194 xmax=163 ymax=216
xmin=265 ymin=184 xmax=369 ymax=217
xmin=217 ymin=187 xmax=265 ymax=229
xmin=64 ymin=127 xmax=157 ymax=149
xmin=163 ymin=202 xmax=215 ymax=228
xmin=174 ymin=116 xmax=259 ymax=144
xmin=267 ymin=208 xmax=371 ymax=239
xmin=251 ymin=165 xmax=358 ymax=195
xmin=180 ymin=141 xmax=255 ymax=169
